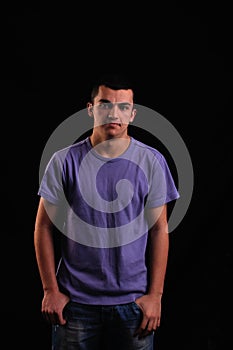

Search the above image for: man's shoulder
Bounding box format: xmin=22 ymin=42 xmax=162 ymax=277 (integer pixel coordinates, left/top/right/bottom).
xmin=49 ymin=138 xmax=90 ymax=165
xmin=69 ymin=137 xmax=90 ymax=151
xmin=131 ymin=137 xmax=163 ymax=159
xmin=56 ymin=137 xmax=89 ymax=155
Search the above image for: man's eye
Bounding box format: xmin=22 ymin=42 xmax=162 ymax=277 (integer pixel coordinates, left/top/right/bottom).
xmin=119 ymin=104 xmax=131 ymax=111
xmin=99 ymin=103 xmax=112 ymax=109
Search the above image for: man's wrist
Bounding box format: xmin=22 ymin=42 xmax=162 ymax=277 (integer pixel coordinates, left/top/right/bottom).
xmin=148 ymin=290 xmax=163 ymax=299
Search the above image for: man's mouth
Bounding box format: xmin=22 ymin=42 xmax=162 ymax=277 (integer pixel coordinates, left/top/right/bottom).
xmin=105 ymin=122 xmax=121 ymax=127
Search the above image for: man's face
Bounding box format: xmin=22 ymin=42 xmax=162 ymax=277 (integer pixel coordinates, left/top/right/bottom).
xmin=88 ymin=86 xmax=136 ymax=138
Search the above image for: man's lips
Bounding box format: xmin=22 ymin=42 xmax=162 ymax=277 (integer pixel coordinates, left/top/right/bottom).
xmin=104 ymin=122 xmax=121 ymax=127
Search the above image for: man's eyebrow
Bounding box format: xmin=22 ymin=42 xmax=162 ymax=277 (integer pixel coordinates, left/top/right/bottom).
xmin=97 ymin=99 xmax=131 ymax=105
xmin=98 ymin=99 xmax=111 ymax=103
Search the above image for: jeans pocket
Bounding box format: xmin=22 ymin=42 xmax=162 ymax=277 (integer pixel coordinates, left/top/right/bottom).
xmin=62 ymin=301 xmax=73 ymax=320
xmin=132 ymin=301 xmax=143 ymax=313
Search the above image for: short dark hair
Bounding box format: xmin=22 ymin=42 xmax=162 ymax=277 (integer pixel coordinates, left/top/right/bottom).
xmin=90 ymin=74 xmax=135 ymax=103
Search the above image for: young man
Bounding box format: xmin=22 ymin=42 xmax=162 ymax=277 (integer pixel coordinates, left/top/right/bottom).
xmin=34 ymin=74 xmax=180 ymax=349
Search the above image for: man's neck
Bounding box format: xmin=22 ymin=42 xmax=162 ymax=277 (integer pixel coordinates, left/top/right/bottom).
xmin=89 ymin=135 xmax=131 ymax=158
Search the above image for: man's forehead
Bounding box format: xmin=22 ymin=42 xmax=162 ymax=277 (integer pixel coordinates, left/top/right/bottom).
xmin=96 ymin=86 xmax=134 ymax=103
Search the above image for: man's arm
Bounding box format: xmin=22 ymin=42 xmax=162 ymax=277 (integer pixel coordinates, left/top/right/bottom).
xmin=34 ymin=197 xmax=70 ymax=325
xmin=147 ymin=204 xmax=169 ymax=298
xmin=135 ymin=204 xmax=169 ymax=337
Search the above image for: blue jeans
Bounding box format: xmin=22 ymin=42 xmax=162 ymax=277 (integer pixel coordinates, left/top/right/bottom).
xmin=52 ymin=301 xmax=154 ymax=350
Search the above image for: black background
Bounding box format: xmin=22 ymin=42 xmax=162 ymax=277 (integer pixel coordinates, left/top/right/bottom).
xmin=1 ymin=3 xmax=232 ymax=349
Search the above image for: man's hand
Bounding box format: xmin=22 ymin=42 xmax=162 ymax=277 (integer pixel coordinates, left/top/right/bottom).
xmin=42 ymin=290 xmax=70 ymax=325
xmin=134 ymin=294 xmax=162 ymax=338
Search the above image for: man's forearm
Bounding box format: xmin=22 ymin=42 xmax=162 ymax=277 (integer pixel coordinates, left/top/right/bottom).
xmin=34 ymin=227 xmax=59 ymax=292
xmin=147 ymin=228 xmax=169 ymax=298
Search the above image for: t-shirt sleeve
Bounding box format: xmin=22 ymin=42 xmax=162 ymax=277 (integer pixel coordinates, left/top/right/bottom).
xmin=146 ymin=153 xmax=180 ymax=208
xmin=38 ymin=152 xmax=65 ymax=205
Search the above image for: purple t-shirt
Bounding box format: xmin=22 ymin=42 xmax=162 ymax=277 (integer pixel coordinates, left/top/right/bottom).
xmin=38 ymin=137 xmax=179 ymax=305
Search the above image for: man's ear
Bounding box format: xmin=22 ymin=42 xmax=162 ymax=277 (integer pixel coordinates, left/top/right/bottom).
xmin=129 ymin=108 xmax=137 ymax=123
xmin=87 ymin=102 xmax=93 ymax=117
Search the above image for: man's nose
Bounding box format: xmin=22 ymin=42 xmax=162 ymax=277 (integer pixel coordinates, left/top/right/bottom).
xmin=108 ymin=105 xmax=119 ymax=119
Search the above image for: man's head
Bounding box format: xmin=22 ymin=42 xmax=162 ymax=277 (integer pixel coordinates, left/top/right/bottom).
xmin=87 ymin=74 xmax=137 ymax=140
